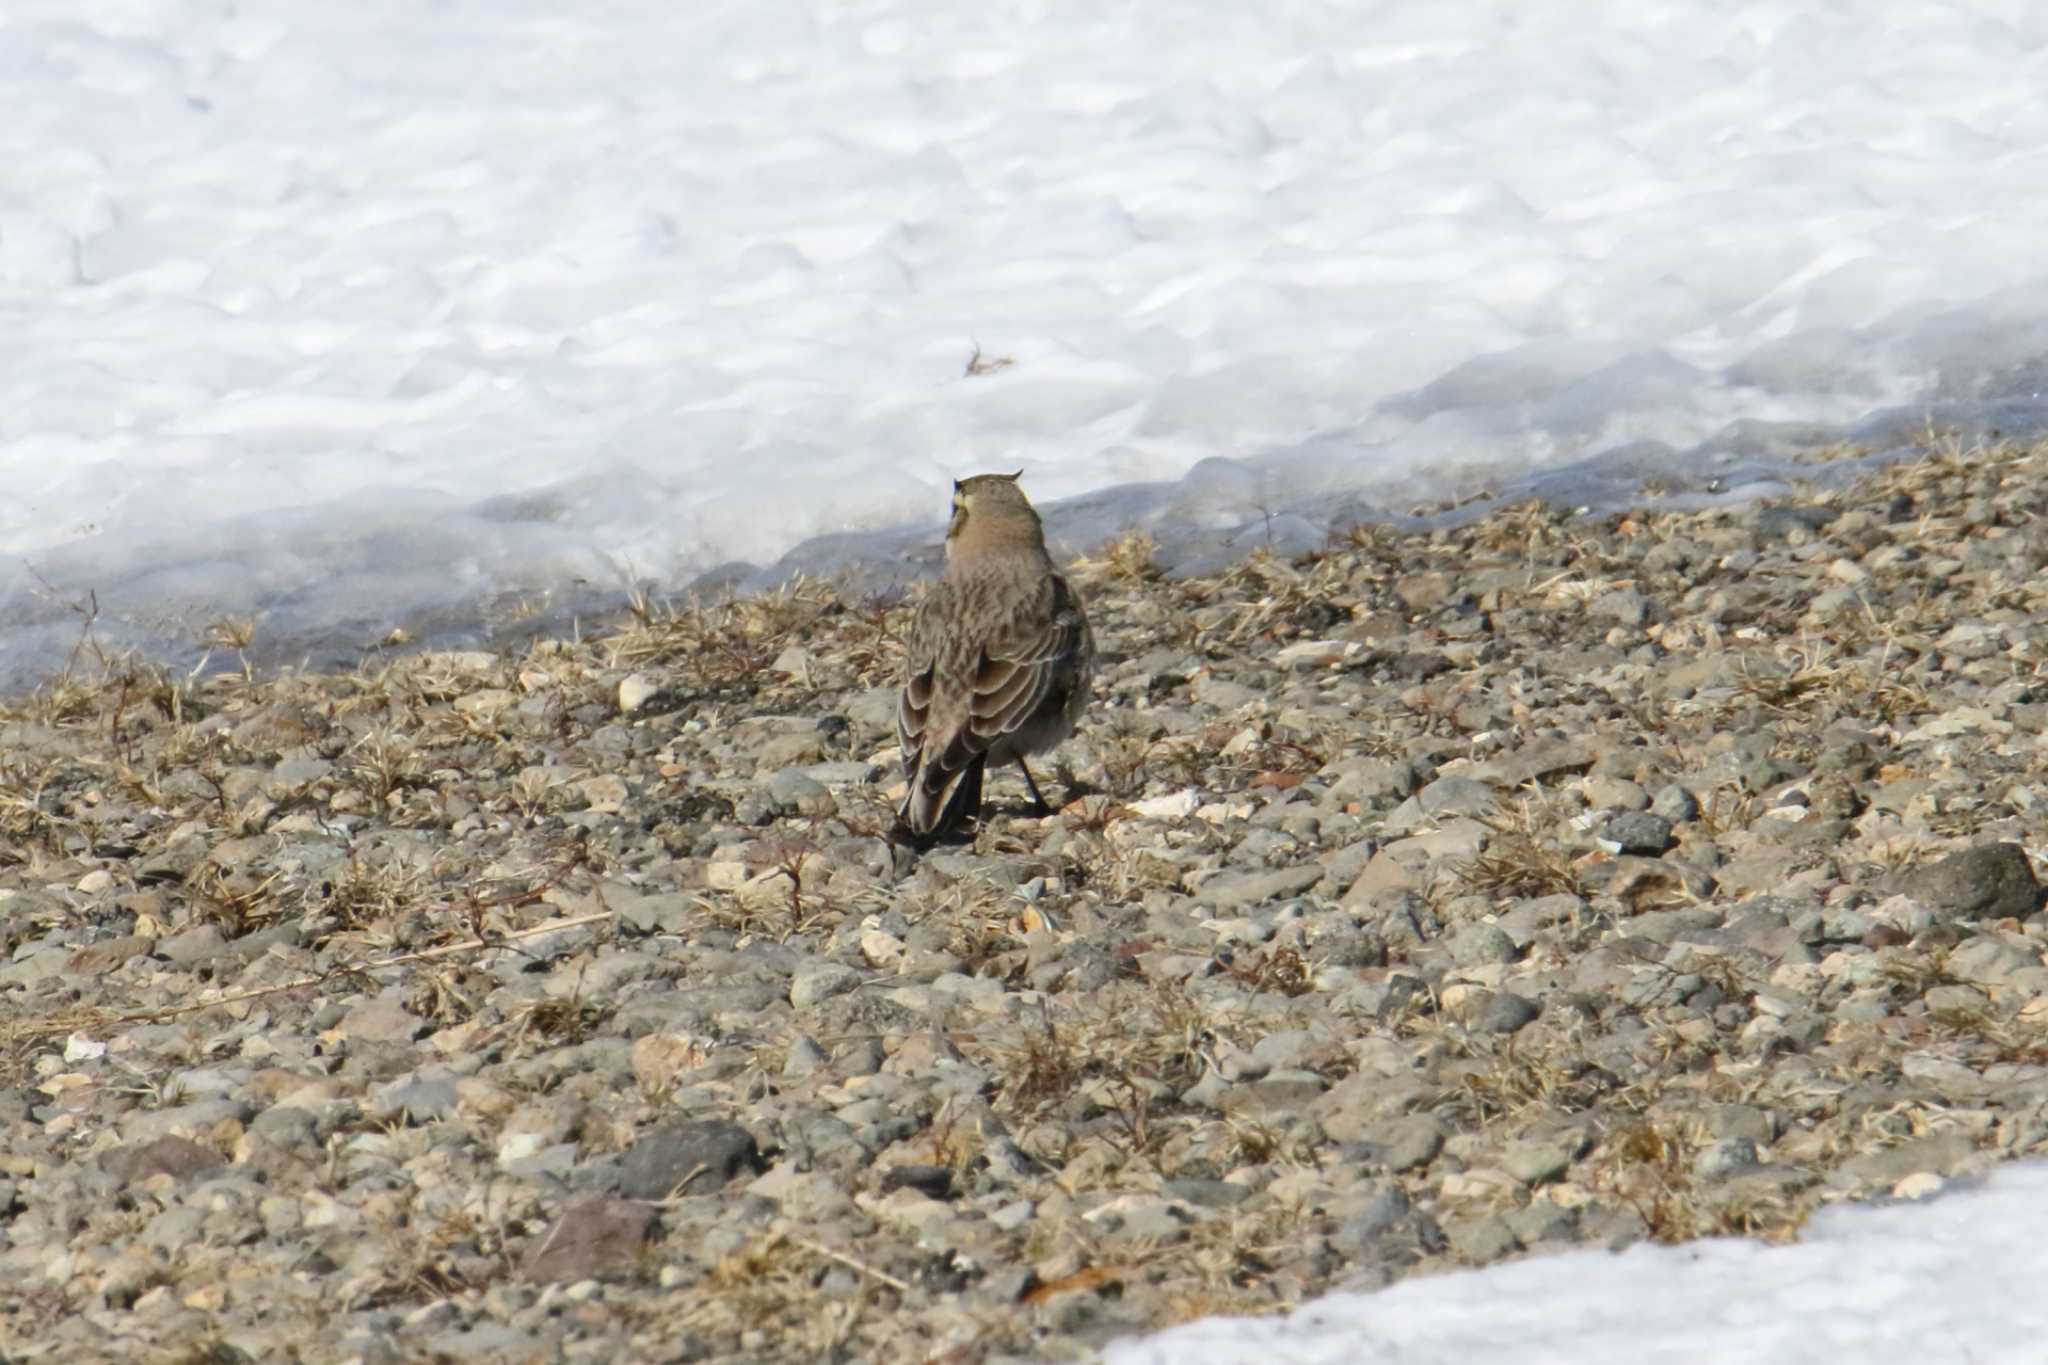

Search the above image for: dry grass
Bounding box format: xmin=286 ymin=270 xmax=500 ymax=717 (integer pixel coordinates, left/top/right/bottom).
xmin=1455 ymin=801 xmax=1582 ymax=900
xmin=977 ymin=979 xmax=1226 ymax=1174
xmin=1074 ymin=527 xmax=1162 ymax=585
xmin=1585 ymin=1119 xmax=1818 ymax=1245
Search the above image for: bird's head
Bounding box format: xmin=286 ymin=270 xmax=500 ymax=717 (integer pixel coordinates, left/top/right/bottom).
xmin=946 ymin=470 xmax=1043 ymax=558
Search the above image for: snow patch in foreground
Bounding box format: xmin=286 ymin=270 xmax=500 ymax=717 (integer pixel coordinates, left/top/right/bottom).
xmin=1105 ymin=1163 xmax=2048 ymax=1365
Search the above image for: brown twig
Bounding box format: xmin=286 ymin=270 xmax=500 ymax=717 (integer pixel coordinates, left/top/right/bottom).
xmin=789 ymin=1234 xmax=913 ymax=1293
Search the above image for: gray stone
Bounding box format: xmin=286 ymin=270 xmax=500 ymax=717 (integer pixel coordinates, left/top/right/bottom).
xmin=791 ymin=963 xmax=863 ymax=1008
xmin=371 ymin=1075 xmax=460 ymax=1124
xmin=1320 ymin=759 xmax=1420 ymax=805
xmin=1651 ymin=784 xmax=1701 ymax=823
xmin=158 ymin=924 xmax=229 ymax=966
xmin=1193 ymin=865 xmax=1325 ymax=912
xmin=1590 ymin=588 xmax=1649 ymax=626
xmin=1449 ymin=922 xmax=1518 ymax=967
xmin=1837 ymin=1132 xmax=1976 ymax=1189
xmin=1388 ymin=776 xmax=1499 ymax=831
xmin=1362 ymin=1115 xmax=1445 ymax=1173
xmin=765 ymin=768 xmax=835 ymax=817
xmin=1502 ymin=1137 xmax=1574 ymax=1185
xmin=1704 ymin=1104 xmax=1776 ymax=1145
xmin=122 ymin=1098 xmax=254 ymax=1143
xmin=523 ymin=1197 xmax=658 ymax=1283
xmin=1693 ymin=1138 xmax=1760 ymax=1180
xmin=99 ymin=1135 xmax=224 ymax=1184
xmin=1332 ymin=1183 xmax=1411 ymax=1251
xmin=1497 ymin=894 xmax=1584 ymax=946
xmin=1445 ymin=1213 xmax=1522 ymax=1262
xmin=617 ymin=1120 xmax=763 ymax=1199
xmin=1161 ymin=1178 xmax=1253 ymax=1209
xmin=1901 ymin=843 xmax=2043 ymax=921
xmin=1476 ymin=991 xmax=1541 ymax=1035
xmin=1603 ymin=811 xmax=1674 ymax=856
xmin=783 ymin=1035 xmax=829 ymax=1077
xmin=1945 ymin=937 xmax=2038 ymax=987
xmin=1247 ymin=1030 xmax=1323 ymax=1073
xmin=796 ymin=761 xmax=880 ymax=787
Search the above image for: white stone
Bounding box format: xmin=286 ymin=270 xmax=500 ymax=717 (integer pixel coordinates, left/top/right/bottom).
xmin=618 ymin=672 xmax=661 ymax=713
xmin=1130 ymin=789 xmax=1202 ymax=819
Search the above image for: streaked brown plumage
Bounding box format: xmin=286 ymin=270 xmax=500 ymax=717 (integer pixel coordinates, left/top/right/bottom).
xmin=896 ymin=472 xmax=1093 ymax=842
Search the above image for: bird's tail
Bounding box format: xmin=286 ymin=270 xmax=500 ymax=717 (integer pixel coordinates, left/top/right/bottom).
xmin=899 ymin=753 xmax=985 ymax=843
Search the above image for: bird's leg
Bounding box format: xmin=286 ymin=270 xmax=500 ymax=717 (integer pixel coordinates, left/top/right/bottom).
xmin=1015 ymin=757 xmax=1053 ymax=816
xmin=959 ymin=760 xmax=987 ymax=832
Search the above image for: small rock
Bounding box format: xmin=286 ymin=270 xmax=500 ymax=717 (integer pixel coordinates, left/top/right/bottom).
xmin=1704 ymin=1104 xmax=1776 ymax=1145
xmin=617 ymin=1120 xmax=763 ymax=1199
xmin=1193 ymin=865 xmax=1325 ymax=912
xmin=1945 ymin=937 xmax=2038 ymax=987
xmin=790 ymin=963 xmax=862 ymax=1009
xmin=1449 ymin=922 xmax=1517 ymax=967
xmin=783 ymin=1036 xmax=829 ymax=1077
xmin=1332 ymin=1183 xmax=1411 ymax=1251
xmin=100 ymin=1135 xmax=225 ymax=1184
xmin=618 ymin=672 xmax=662 ymax=713
xmin=372 ymin=1075 xmax=459 ymax=1124
xmin=1476 ymin=992 xmax=1541 ymax=1034
xmin=1590 ymin=588 xmax=1649 ymax=626
xmin=1130 ymin=790 xmax=1202 ymax=820
xmin=574 ymin=775 xmax=630 ymax=814
xmin=1444 ymin=1213 xmax=1521 ymax=1262
xmin=523 ymin=1197 xmax=657 ymax=1283
xmin=1364 ymin=1115 xmax=1445 ymax=1173
xmin=337 ymin=991 xmax=426 ymax=1044
xmin=68 ymin=935 xmax=153 ymax=976
xmin=1502 ymin=1137 xmax=1574 ymax=1185
xmin=158 ymin=924 xmax=229 ymax=967
xmin=1838 ymin=1132 xmax=1975 ymax=1189
xmin=1693 ymin=1138 xmax=1759 ymax=1180
xmin=765 ymin=768 xmax=835 ymax=818
xmin=1902 ymin=843 xmax=2042 ymax=921
xmin=1275 ymin=639 xmax=1360 ymax=669
xmin=1650 ymin=784 xmax=1700 ymax=823
xmin=1602 ymin=811 xmax=1674 ymax=856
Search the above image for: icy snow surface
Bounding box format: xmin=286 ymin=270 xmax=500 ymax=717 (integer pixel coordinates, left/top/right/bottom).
xmin=7 ymin=0 xmax=2048 ymax=675
xmin=1104 ymin=1162 xmax=2048 ymax=1365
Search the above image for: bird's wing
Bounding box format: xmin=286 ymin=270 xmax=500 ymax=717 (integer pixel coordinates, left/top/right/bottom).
xmin=896 ymin=573 xmax=1084 ymax=837
xmin=958 ymin=573 xmax=1085 ymax=750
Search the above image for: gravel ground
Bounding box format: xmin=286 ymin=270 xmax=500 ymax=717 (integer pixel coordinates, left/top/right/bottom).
xmin=7 ymin=439 xmax=2048 ymax=1363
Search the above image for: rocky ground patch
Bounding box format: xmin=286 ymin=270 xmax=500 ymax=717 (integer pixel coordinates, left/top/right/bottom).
xmin=6 ymin=438 xmax=2048 ymax=1362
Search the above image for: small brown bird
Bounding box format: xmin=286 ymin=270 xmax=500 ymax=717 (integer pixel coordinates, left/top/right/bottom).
xmin=897 ymin=472 xmax=1093 ymax=842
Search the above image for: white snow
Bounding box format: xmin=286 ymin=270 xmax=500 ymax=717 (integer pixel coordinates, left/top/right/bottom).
xmin=6 ymin=0 xmax=2048 ymax=677
xmin=1105 ymin=1164 xmax=2048 ymax=1365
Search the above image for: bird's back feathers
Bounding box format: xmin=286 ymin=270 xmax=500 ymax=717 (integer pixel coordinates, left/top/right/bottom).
xmin=897 ymin=555 xmax=1089 ymax=840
